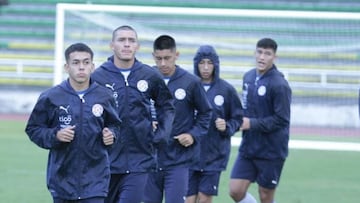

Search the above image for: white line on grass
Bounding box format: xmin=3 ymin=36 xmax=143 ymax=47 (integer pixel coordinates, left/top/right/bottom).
xmin=231 ymin=138 xmax=360 ymax=152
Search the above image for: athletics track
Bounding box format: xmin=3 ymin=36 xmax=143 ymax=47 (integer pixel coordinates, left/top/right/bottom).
xmin=1 ymin=113 xmax=359 ymax=152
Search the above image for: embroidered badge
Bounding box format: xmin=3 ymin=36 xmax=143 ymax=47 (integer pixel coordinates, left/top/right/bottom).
xmin=137 ymin=80 xmax=148 ymax=92
xmin=214 ymin=95 xmax=224 ymax=106
xmin=174 ymin=88 xmax=186 ymax=100
xmin=92 ymin=104 xmax=104 ymax=117
xmin=257 ymin=85 xmax=266 ymax=96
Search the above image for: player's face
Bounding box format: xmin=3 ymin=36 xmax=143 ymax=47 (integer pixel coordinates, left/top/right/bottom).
xmin=153 ymin=48 xmax=178 ymax=77
xmin=65 ymin=51 xmax=94 ymax=87
xmin=111 ymin=29 xmax=139 ymax=62
xmin=198 ymin=58 xmax=214 ymax=83
xmin=255 ymin=47 xmax=276 ymax=74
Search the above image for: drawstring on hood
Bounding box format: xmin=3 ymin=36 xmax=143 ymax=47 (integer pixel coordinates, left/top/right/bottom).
xmin=193 ymin=45 xmax=220 ymax=82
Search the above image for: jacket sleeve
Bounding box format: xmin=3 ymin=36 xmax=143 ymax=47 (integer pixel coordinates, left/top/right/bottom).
xmin=221 ymin=87 xmax=243 ymax=137
xmin=250 ymin=81 xmax=292 ymax=133
xmin=151 ymin=78 xmax=175 ymax=145
xmin=103 ymin=96 xmax=122 ymax=143
xmin=188 ymin=81 xmax=213 ymax=138
xmin=25 ymin=95 xmax=63 ymax=149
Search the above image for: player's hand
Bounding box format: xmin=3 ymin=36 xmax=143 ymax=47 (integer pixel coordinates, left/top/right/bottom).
xmin=240 ymin=117 xmax=250 ymax=130
xmin=56 ymin=125 xmax=75 ymax=142
xmin=215 ymin=118 xmax=226 ymax=132
xmin=102 ymin=127 xmax=115 ymax=145
xmin=174 ymin=133 xmax=194 ymax=147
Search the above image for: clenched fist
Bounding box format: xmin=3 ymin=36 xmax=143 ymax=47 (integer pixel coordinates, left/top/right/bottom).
xmin=102 ymin=127 xmax=115 ymax=145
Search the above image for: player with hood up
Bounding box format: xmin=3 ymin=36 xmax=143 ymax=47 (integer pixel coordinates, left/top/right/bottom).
xmin=185 ymin=45 xmax=243 ymax=203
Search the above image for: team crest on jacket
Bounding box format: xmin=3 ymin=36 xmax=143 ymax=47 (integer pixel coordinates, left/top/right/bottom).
xmin=258 ymin=85 xmax=266 ymax=96
xmin=137 ymin=80 xmax=148 ymax=92
xmin=174 ymin=88 xmax=186 ymax=100
xmin=92 ymin=104 xmax=104 ymax=117
xmin=214 ymin=95 xmax=224 ymax=106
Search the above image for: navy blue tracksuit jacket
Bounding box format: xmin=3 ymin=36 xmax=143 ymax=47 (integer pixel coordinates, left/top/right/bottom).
xmin=192 ymin=45 xmax=243 ymax=171
xmin=240 ymin=65 xmax=292 ymax=160
xmin=25 ymin=80 xmax=121 ymax=200
xmin=156 ymin=66 xmax=213 ymax=169
xmin=91 ymin=56 xmax=175 ymax=173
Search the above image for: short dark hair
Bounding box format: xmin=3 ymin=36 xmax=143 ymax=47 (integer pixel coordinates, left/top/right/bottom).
xmin=256 ymin=38 xmax=277 ymax=53
xmin=112 ymin=25 xmax=138 ymax=41
xmin=153 ymin=35 xmax=176 ymax=51
xmin=64 ymin=42 xmax=93 ymax=62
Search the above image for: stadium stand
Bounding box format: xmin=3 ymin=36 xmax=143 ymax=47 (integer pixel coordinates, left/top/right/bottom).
xmin=0 ymin=0 xmax=359 ymax=129
xmin=1 ymin=0 xmax=360 ymax=87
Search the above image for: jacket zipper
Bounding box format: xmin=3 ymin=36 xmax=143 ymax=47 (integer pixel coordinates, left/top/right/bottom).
xmin=77 ymin=94 xmax=85 ymax=199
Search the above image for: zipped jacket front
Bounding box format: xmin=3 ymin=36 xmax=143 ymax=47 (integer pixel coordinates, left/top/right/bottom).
xmin=156 ymin=66 xmax=212 ymax=169
xmin=240 ymin=65 xmax=291 ymax=160
xmin=91 ymin=56 xmax=175 ymax=173
xmin=25 ymin=80 xmax=121 ymax=200
xmin=193 ymin=45 xmax=243 ymax=171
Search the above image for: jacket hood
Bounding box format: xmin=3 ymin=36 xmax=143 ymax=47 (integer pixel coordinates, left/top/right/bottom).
xmin=59 ymin=78 xmax=98 ymax=95
xmin=193 ymin=45 xmax=220 ymax=81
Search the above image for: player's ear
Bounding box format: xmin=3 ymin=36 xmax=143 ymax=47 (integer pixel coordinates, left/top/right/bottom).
xmin=90 ymin=62 xmax=95 ymax=72
xmin=64 ymin=63 xmax=69 ymax=73
xmin=109 ymin=42 xmax=114 ymax=51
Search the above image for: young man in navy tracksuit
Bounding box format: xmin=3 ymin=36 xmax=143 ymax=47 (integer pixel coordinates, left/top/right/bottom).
xmin=91 ymin=26 xmax=175 ymax=203
xmin=229 ymin=38 xmax=292 ymax=203
xmin=25 ymin=43 xmax=121 ymax=203
xmin=143 ymin=35 xmax=212 ymax=203
xmin=185 ymin=45 xmax=243 ymax=203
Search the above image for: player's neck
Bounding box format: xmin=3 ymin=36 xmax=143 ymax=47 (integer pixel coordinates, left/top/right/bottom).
xmin=71 ymin=81 xmax=89 ymax=92
xmin=115 ymin=58 xmax=134 ymax=69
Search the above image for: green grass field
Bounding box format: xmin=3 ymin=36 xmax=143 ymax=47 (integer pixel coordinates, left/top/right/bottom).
xmin=1 ymin=120 xmax=359 ymax=203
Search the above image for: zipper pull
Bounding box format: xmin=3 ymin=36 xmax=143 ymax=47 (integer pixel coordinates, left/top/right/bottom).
xmin=79 ymin=95 xmax=85 ymax=103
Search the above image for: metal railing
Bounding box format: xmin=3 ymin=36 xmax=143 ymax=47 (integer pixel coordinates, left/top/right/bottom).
xmin=0 ymin=59 xmax=53 ymax=80
xmin=0 ymin=59 xmax=359 ymax=90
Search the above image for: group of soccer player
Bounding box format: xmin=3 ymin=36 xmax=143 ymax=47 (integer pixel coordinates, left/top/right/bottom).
xmin=25 ymin=25 xmax=291 ymax=203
